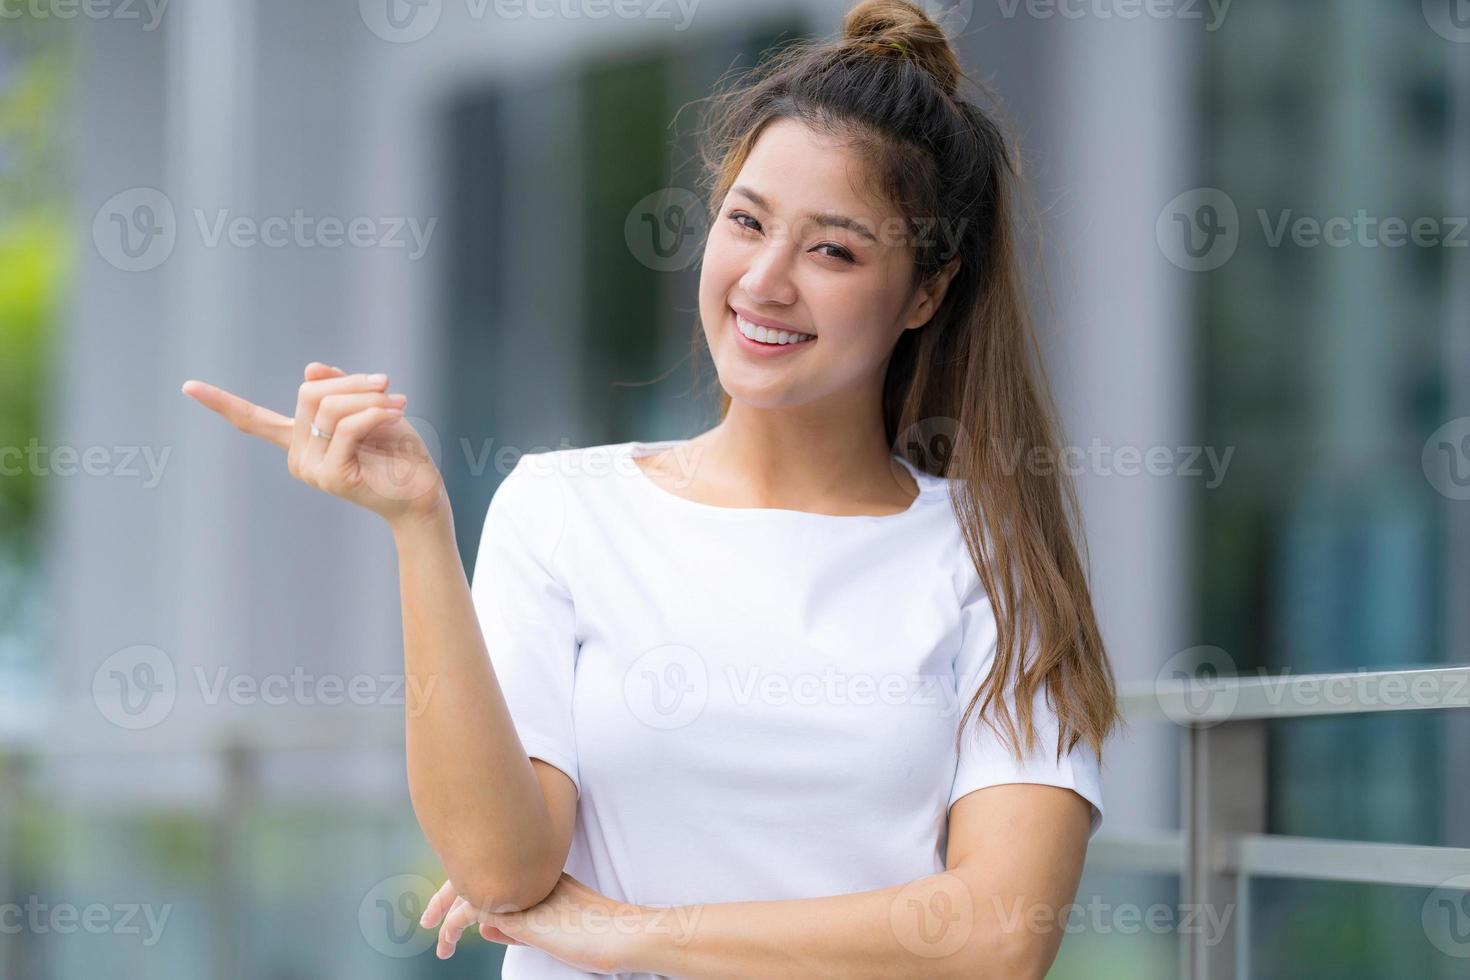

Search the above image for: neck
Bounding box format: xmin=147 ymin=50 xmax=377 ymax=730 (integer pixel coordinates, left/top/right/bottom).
xmin=675 ymin=397 xmax=913 ymax=511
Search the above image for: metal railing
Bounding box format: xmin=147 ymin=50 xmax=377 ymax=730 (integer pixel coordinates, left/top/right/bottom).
xmin=1083 ymin=665 xmax=1470 ymax=979
xmin=3 ymin=668 xmax=1469 ymax=978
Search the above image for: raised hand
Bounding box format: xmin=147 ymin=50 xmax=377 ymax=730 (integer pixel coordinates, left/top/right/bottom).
xmin=181 ymin=361 xmax=446 ymax=528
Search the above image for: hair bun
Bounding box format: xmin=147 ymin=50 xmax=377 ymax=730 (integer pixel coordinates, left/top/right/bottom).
xmin=841 ymin=0 xmax=962 ymax=96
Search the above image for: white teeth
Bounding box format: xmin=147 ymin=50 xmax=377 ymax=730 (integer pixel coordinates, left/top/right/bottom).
xmin=736 ymin=313 xmax=814 ymax=345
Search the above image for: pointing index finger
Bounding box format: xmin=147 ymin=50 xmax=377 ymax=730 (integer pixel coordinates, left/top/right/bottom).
xmin=181 ymin=379 xmax=293 ymax=450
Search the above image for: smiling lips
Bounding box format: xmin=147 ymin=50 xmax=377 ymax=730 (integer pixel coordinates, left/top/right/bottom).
xmin=732 ymin=308 xmax=816 ymax=346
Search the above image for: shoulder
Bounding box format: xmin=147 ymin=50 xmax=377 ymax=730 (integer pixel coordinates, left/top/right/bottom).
xmin=505 ymin=441 xmax=639 ymax=489
xmin=491 ymin=441 xmax=641 ymax=521
xmin=482 ymin=446 xmax=606 ymax=549
xmin=478 ymin=443 xmax=629 ymax=575
xmin=909 ymin=465 xmax=959 ymax=501
xmin=903 ymin=476 xmax=966 ymax=570
xmin=486 ymin=442 xmax=651 ymax=570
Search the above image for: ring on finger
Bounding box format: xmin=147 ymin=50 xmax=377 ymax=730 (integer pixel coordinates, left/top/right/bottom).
xmin=310 ymin=423 xmax=333 ymax=440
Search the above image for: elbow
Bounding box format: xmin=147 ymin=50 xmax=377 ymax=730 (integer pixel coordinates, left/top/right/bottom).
xmin=446 ymin=854 xmax=563 ymax=915
xmin=452 ymin=869 xmax=555 ymax=916
xmin=954 ymin=927 xmax=1057 ymax=980
xmin=415 ymin=816 xmax=565 ymax=913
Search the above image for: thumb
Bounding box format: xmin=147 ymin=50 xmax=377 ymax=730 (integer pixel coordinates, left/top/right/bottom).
xmin=304 ymin=361 xmax=345 ymax=381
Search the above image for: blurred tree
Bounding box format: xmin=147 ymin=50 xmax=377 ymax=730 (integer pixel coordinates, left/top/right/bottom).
xmin=0 ymin=17 xmax=70 ymax=683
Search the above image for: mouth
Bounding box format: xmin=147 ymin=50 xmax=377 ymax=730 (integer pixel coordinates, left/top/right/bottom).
xmin=730 ymin=306 xmax=817 ymax=349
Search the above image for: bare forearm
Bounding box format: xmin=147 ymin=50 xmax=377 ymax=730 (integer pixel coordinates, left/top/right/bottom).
xmin=392 ymin=501 xmax=559 ymax=910
xmin=623 ymin=869 xmax=1038 ymax=980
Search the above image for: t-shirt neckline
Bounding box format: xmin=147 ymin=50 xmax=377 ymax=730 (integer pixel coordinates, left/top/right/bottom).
xmin=623 ymin=438 xmax=944 ymax=522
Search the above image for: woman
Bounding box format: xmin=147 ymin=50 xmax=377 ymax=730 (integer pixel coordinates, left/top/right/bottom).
xmin=183 ymin=1 xmax=1121 ymax=976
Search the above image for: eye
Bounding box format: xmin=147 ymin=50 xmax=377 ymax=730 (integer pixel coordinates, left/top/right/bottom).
xmin=727 ymin=211 xmax=761 ymax=234
xmin=813 ymin=242 xmax=856 ymax=264
xmin=726 ymin=210 xmax=858 ymax=262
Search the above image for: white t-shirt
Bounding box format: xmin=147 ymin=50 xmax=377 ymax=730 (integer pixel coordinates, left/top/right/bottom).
xmin=468 ymin=439 xmax=1105 ymax=980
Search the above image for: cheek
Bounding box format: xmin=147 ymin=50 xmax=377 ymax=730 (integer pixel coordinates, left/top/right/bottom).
xmin=806 ymin=279 xmax=893 ymax=350
xmin=698 ymin=231 xmax=736 ymax=305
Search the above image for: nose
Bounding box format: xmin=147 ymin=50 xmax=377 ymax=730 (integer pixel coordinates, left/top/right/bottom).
xmin=739 ymin=240 xmax=798 ymax=307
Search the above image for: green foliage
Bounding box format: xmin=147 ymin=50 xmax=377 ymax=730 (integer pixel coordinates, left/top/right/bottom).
xmin=0 ymin=23 xmax=72 ymax=551
xmin=0 ymin=212 xmax=68 ymax=545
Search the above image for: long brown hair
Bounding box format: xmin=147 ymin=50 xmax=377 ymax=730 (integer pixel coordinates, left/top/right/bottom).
xmin=690 ymin=0 xmax=1122 ymax=765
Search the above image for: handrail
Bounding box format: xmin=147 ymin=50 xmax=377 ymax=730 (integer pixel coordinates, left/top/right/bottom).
xmin=1085 ymin=829 xmax=1470 ymax=889
xmin=1086 ymin=663 xmax=1470 ymax=980
xmin=1126 ymin=664 xmax=1470 ymax=723
xmin=2 ymin=666 xmax=1466 ymax=979
xmin=3 ymin=666 xmax=1462 ymax=752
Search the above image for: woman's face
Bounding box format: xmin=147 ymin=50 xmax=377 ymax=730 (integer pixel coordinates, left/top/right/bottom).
xmin=698 ymin=117 xmax=953 ymax=411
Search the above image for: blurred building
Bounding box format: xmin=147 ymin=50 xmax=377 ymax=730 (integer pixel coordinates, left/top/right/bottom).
xmin=1 ymin=0 xmax=1465 ymax=977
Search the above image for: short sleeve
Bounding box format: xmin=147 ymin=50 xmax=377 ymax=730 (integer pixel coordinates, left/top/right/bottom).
xmin=949 ymin=584 xmax=1105 ymax=840
xmin=469 ymin=452 xmax=580 ymax=796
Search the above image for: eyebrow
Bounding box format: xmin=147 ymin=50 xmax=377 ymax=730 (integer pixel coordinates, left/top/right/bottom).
xmin=729 ymin=185 xmax=879 ymax=244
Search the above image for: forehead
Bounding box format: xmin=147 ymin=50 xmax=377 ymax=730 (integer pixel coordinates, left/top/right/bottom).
xmin=734 ymin=117 xmax=893 ymax=223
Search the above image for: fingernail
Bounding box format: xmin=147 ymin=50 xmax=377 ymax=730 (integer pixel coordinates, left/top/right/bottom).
xmin=387 ymin=393 xmax=407 ymax=404
xmin=367 ymin=373 xmax=387 ymax=384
